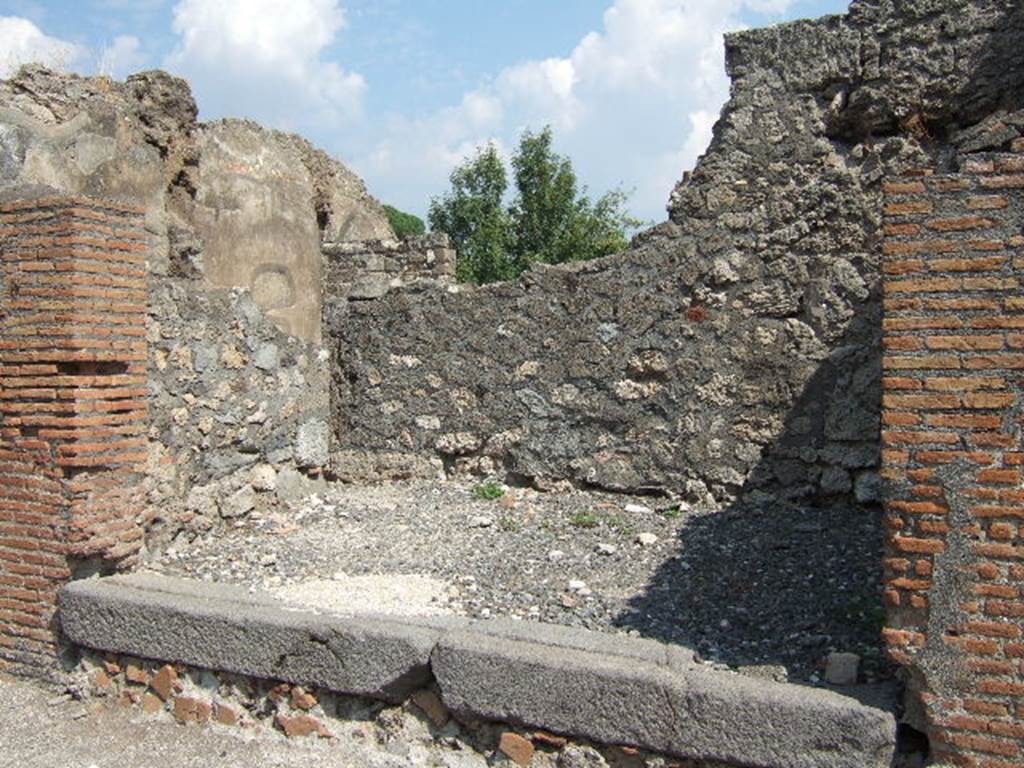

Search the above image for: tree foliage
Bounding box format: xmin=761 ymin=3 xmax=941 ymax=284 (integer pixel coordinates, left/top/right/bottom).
xmin=383 ymin=204 xmax=426 ymax=239
xmin=428 ymin=126 xmax=639 ymax=284
xmin=427 ymin=144 xmax=512 ymax=284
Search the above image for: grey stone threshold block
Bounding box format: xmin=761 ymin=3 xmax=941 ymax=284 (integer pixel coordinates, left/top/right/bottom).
xmin=59 ymin=574 xmax=896 ymax=768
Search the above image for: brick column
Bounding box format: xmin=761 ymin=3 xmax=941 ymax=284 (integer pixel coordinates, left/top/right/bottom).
xmin=0 ymin=196 xmax=148 ymax=678
xmin=882 ymin=153 xmax=1024 ymax=765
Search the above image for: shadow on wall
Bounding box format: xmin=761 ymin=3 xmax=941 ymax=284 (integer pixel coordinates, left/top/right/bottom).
xmin=613 ymin=303 xmax=887 ymax=682
xmin=616 ymin=0 xmax=1024 ymax=685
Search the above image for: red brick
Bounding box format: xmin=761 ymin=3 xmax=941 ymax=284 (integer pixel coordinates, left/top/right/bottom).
xmin=967 ymin=196 xmax=1010 ymax=210
xmin=978 ymin=469 xmax=1021 ymax=484
xmin=884 ymin=259 xmax=925 ymax=275
xmin=962 ymin=637 xmax=1001 ymax=654
xmin=984 ymin=600 xmax=1024 ymax=617
xmin=980 ymin=175 xmax=1024 ymax=189
xmin=926 ymin=335 xmax=1005 ymax=351
xmin=926 ymin=413 xmax=1002 ymax=428
xmin=882 ymin=628 xmax=926 ymax=647
xmin=975 ymin=543 xmax=1024 ymax=560
xmin=883 ymin=357 xmax=961 ymax=372
xmin=892 ymin=537 xmax=946 ymax=554
xmin=885 ymin=222 xmax=922 ymax=236
xmin=213 ymin=702 xmax=240 ymax=726
xmin=884 ymin=181 xmax=927 ymax=194
xmin=968 ymin=702 xmax=1012 ymax=720
xmin=947 ymin=732 xmax=1019 ymax=758
xmin=971 ymin=494 xmax=1016 ymax=513
xmin=884 ymin=412 xmax=922 ymax=426
xmin=173 ymin=696 xmax=212 ymax=725
xmin=275 ymin=713 xmax=331 ymax=739
xmin=888 ymin=500 xmax=949 ymax=515
xmin=964 ymin=354 xmax=1024 ymax=370
xmin=987 ymin=525 xmax=1019 ymax=544
xmin=0 ymin=197 xmax=147 ymax=676
xmin=887 ymin=277 xmax=961 ymax=293
xmin=882 ymin=393 xmax=960 ymax=409
xmin=932 ymin=302 xmax=1003 ymax=318
xmin=978 ymin=679 xmax=1024 ymax=696
xmin=918 ymin=451 xmax=994 ymax=465
xmin=926 ymin=216 xmax=998 ymax=232
xmin=883 ymin=376 xmax=923 ymax=390
xmin=884 ymin=317 xmax=963 ymax=331
xmin=886 ymin=200 xmax=933 ymax=216
xmin=884 ymin=336 xmax=923 ymax=351
xmin=965 ymin=621 xmax=1022 ymax=639
xmin=883 ymin=430 xmax=960 ymax=445
xmin=883 ymin=240 xmax=960 ymax=257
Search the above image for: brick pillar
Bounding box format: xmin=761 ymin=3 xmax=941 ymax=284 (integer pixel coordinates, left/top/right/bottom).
xmin=0 ymin=196 xmax=148 ymax=678
xmin=881 ymin=153 xmax=1024 ymax=765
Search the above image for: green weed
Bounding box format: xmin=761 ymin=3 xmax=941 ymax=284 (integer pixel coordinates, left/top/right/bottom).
xmin=571 ymin=512 xmax=600 ymax=529
xmin=473 ymin=481 xmax=505 ymax=500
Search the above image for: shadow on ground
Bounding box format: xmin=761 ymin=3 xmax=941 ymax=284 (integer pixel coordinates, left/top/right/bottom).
xmin=614 ymin=324 xmax=888 ymax=682
xmin=613 ymin=494 xmax=886 ymax=681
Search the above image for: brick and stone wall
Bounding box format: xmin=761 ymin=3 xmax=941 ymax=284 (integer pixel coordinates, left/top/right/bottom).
xmin=881 ymin=153 xmax=1024 ymax=764
xmin=0 ymin=196 xmax=148 ymax=678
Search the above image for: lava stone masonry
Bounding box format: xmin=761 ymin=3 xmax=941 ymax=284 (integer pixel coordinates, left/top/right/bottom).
xmin=882 ymin=149 xmax=1024 ymax=766
xmin=0 ymin=196 xmax=148 ymax=678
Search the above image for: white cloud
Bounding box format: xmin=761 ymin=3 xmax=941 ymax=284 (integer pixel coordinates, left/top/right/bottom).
xmin=165 ymin=0 xmax=365 ymax=129
xmin=98 ymin=35 xmax=146 ymax=79
xmin=355 ymin=0 xmax=797 ymax=222
xmin=0 ymin=16 xmax=86 ymax=78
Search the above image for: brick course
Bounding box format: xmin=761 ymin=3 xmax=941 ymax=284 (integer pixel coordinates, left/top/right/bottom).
xmin=0 ymin=197 xmax=147 ymax=678
xmin=883 ymin=154 xmax=1024 ymax=765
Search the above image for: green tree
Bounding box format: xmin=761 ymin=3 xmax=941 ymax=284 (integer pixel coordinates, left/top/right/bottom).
xmin=429 ymin=126 xmax=639 ymax=284
xmin=383 ymin=204 xmax=426 ymax=238
xmin=428 ymin=143 xmax=513 ymax=284
xmin=509 ymin=126 xmax=580 ymax=271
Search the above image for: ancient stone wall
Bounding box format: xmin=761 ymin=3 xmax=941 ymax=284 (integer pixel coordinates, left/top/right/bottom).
xmin=145 ymin=276 xmax=330 ymax=546
xmin=331 ymin=0 xmax=1024 ymax=508
xmin=0 ymin=196 xmax=148 ymax=678
xmin=881 ymin=154 xmax=1024 ymax=765
xmin=323 ymin=233 xmax=455 ymax=302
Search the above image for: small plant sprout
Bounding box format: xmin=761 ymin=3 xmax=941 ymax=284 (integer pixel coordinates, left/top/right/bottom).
xmin=571 ymin=512 xmax=599 ymax=529
xmin=473 ymin=481 xmax=505 ymax=500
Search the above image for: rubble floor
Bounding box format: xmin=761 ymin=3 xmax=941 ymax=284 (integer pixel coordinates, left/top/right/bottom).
xmin=150 ymin=479 xmax=888 ymax=683
xmin=0 ymin=674 xmax=412 ymax=768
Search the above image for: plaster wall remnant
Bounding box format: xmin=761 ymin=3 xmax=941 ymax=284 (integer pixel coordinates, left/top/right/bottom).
xmin=0 ymin=196 xmax=148 ymax=678
xmin=0 ymin=66 xmax=394 ymax=343
xmin=167 ymin=120 xmax=325 ymax=342
xmin=880 ymin=153 xmax=1024 ymax=766
xmin=330 ymin=0 xmax=1024 ymax=509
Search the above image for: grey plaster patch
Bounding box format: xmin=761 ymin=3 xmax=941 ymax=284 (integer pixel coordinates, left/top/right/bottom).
xmin=295 ymin=418 xmax=330 ymax=467
xmin=253 ymin=342 xmax=280 ymax=371
xmin=273 ymin=575 xmax=458 ymax=617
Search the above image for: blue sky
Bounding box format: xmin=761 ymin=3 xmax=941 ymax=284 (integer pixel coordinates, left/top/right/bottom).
xmin=0 ymin=0 xmax=848 ymax=224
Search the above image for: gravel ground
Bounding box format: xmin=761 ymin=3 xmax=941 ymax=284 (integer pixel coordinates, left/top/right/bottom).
xmin=151 ymin=479 xmax=889 ymax=682
xmin=0 ymin=675 xmax=415 ymax=768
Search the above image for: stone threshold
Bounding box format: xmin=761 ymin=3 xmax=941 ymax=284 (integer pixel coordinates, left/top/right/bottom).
xmin=59 ymin=573 xmax=896 ymax=768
